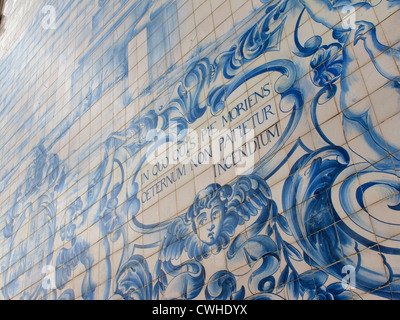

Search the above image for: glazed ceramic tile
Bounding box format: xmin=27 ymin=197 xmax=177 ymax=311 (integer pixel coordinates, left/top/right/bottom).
xmin=0 ymin=0 xmax=399 ymax=301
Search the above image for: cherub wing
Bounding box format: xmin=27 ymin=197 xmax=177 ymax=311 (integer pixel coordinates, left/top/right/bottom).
xmin=223 ymin=175 xmax=278 ymax=267
xmin=224 ymin=174 xmax=276 ymax=235
xmin=159 ymin=216 xmax=192 ymax=262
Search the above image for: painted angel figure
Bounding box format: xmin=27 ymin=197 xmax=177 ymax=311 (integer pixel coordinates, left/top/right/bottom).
xmin=115 ymin=177 xmax=274 ymax=300
xmin=149 ymin=175 xmax=279 ymax=300
xmin=299 ymin=0 xmax=400 ymax=171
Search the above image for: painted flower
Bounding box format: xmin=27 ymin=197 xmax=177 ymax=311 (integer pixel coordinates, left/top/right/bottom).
xmin=310 ymin=43 xmax=343 ymax=87
xmin=101 ymin=195 xmax=122 ymax=235
xmin=60 ymin=222 xmax=76 ymax=242
xmin=60 ymin=198 xmax=82 ymax=241
xmin=298 ymin=270 xmax=360 ymax=300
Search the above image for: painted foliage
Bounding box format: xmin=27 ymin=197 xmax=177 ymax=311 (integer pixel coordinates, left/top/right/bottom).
xmin=0 ymin=0 xmax=399 ymax=300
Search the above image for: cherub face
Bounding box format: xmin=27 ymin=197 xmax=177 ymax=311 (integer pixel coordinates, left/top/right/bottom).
xmin=194 ymin=204 xmax=223 ymax=245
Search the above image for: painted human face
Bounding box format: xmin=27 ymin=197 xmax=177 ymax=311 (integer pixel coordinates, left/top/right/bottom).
xmin=194 ymin=204 xmax=222 ymax=245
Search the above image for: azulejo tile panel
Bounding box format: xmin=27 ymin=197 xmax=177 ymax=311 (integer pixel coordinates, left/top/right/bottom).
xmin=0 ymin=0 xmax=399 ymax=300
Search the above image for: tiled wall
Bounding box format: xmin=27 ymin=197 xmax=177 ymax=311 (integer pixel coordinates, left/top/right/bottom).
xmin=0 ymin=0 xmax=399 ymax=300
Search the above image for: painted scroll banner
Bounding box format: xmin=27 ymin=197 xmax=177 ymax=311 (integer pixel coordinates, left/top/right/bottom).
xmin=132 ymin=70 xmax=302 ymax=233
xmin=135 ymin=71 xmax=296 ymax=223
